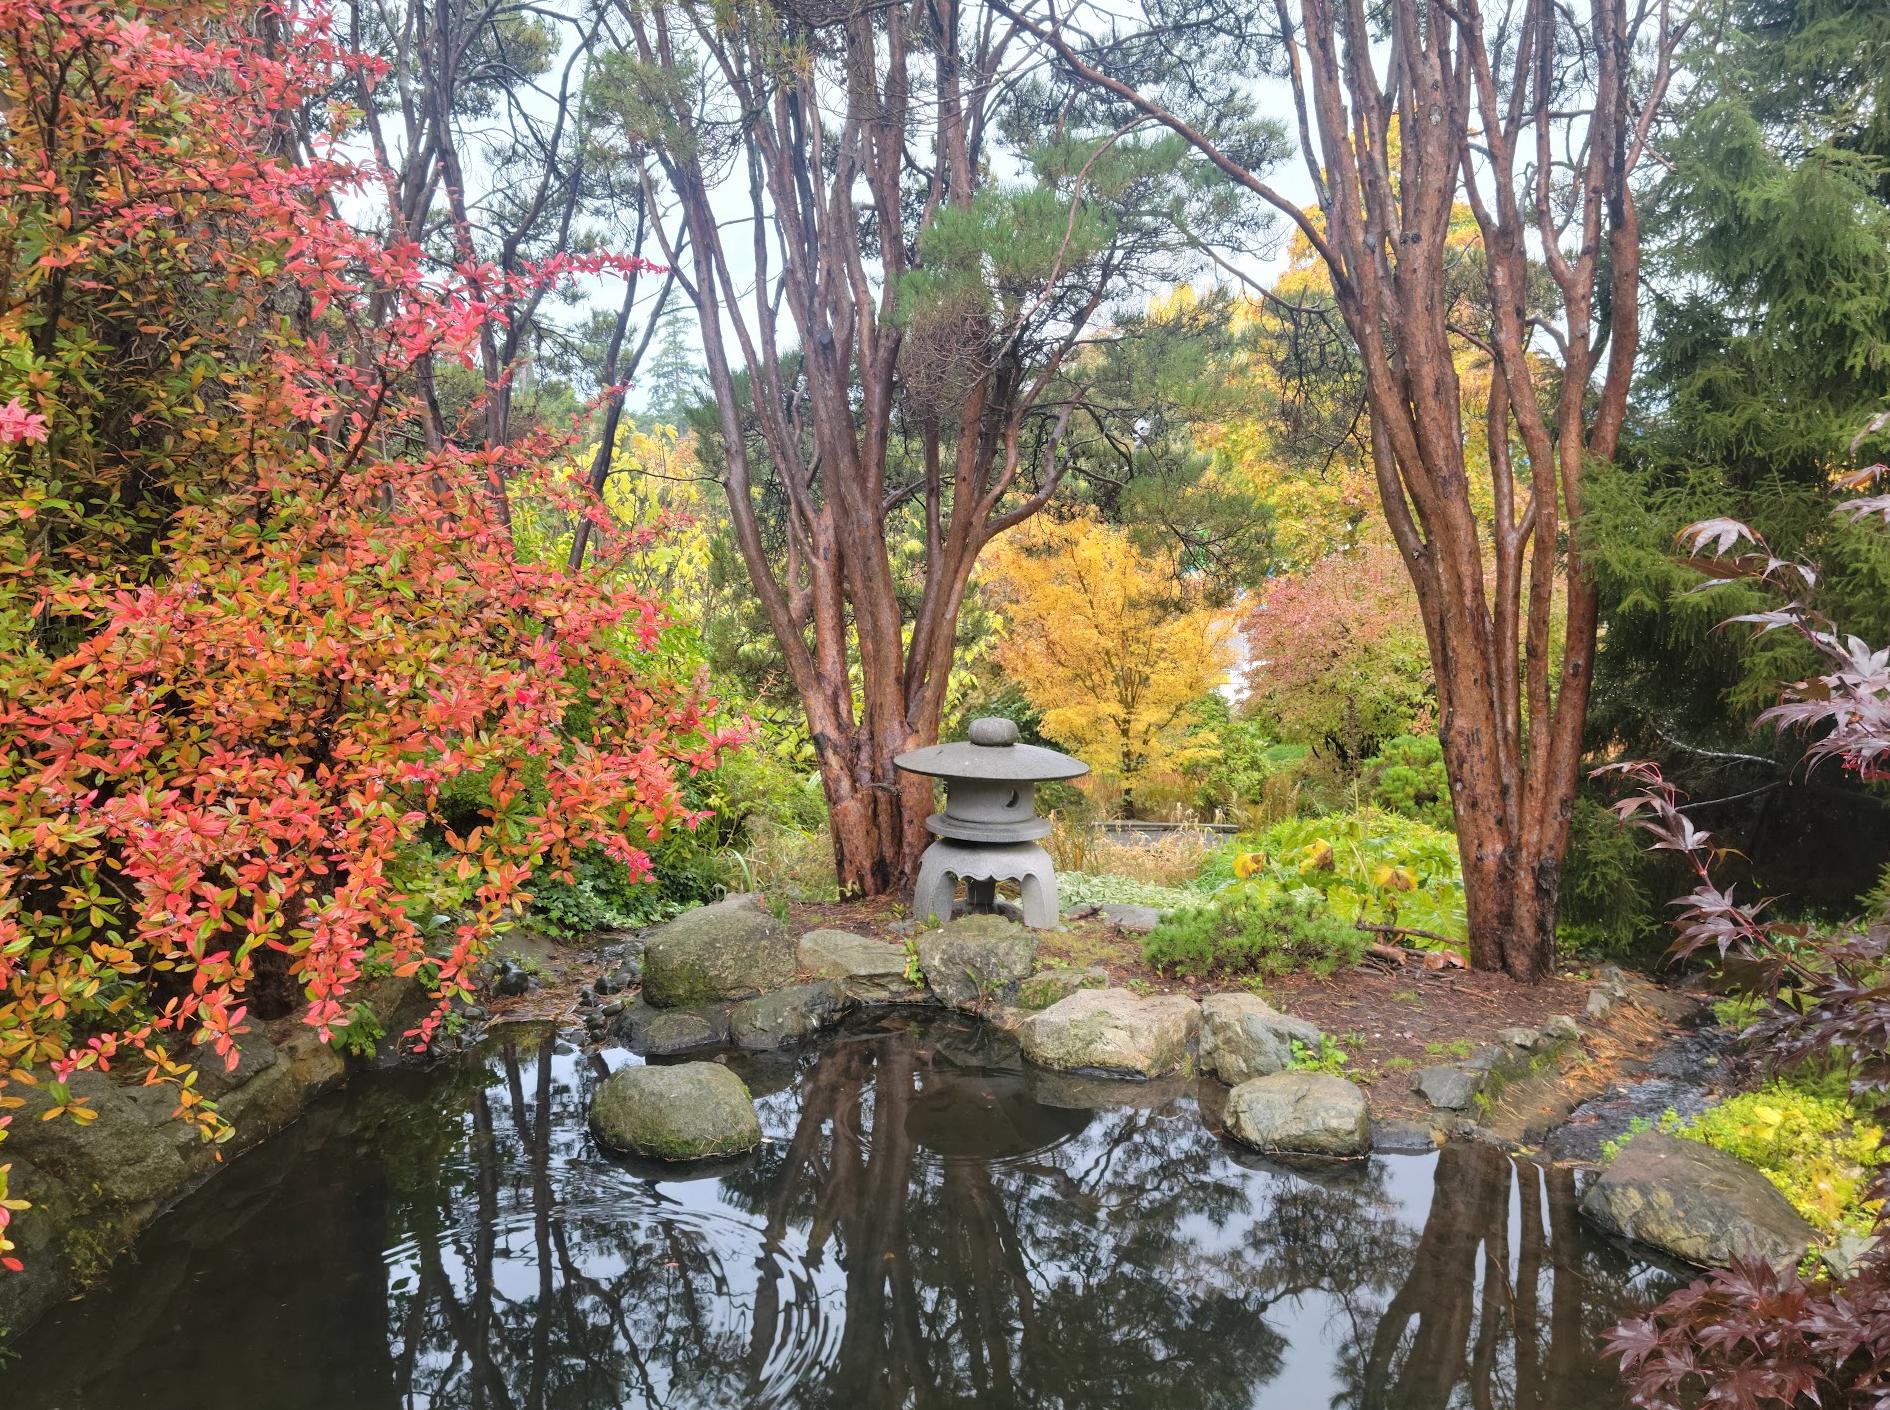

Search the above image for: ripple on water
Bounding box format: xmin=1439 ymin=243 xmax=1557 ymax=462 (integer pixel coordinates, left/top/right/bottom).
xmin=3 ymin=1011 xmax=1679 ymax=1410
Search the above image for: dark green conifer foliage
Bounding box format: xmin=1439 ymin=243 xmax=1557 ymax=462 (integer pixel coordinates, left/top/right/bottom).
xmin=1584 ymin=0 xmax=1890 ymax=912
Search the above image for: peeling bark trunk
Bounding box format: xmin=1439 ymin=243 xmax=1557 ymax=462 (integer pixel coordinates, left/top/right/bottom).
xmin=1005 ymin=0 xmax=1682 ymax=977
xmin=621 ymin=0 xmax=1091 ymax=896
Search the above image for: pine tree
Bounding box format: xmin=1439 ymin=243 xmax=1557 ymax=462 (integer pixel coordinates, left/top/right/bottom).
xmin=638 ymin=310 xmax=701 ymax=429
xmin=1583 ymin=0 xmax=1890 ymax=911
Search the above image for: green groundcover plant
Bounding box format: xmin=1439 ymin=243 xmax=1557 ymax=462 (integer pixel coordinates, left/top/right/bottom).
xmin=1665 ymin=1084 xmax=1886 ymax=1239
xmin=1143 ymin=888 xmax=1369 ymax=979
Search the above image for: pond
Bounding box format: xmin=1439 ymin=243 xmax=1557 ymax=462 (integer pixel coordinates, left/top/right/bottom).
xmin=6 ymin=1013 xmax=1681 ymax=1409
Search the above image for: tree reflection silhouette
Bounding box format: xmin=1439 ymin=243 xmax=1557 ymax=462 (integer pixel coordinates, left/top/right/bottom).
xmin=5 ymin=1017 xmax=1674 ymax=1410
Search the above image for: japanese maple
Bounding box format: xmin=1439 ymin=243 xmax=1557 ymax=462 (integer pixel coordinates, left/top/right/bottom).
xmin=0 ymin=0 xmax=735 ymax=1274
xmin=1600 ymin=467 xmax=1890 ymax=1408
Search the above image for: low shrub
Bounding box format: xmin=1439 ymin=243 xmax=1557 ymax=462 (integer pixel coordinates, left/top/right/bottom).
xmin=1198 ymin=807 xmax=1469 ymax=954
xmin=731 ymin=818 xmax=839 ymax=901
xmin=528 ymin=829 xmax=731 ymax=936
xmin=1660 ymin=1083 xmax=1886 ymax=1238
xmin=526 ymin=709 xmax=829 ymax=930
xmin=1143 ymin=887 xmax=1370 ymax=979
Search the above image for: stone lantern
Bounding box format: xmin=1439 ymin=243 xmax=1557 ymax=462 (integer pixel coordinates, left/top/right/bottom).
xmin=894 ymin=717 xmax=1088 ymax=928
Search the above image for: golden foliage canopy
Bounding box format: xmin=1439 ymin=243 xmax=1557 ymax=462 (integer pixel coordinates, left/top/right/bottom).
xmin=984 ymin=516 xmax=1234 ymax=803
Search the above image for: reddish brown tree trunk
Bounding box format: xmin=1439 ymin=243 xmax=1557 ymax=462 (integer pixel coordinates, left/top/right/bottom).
xmin=620 ymin=0 xmax=1095 ymax=896
xmin=1006 ymin=0 xmax=1682 ymax=977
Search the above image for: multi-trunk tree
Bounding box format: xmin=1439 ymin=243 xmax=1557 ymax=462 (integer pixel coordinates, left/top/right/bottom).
xmin=1002 ymin=0 xmax=1687 ymax=978
xmin=599 ymin=0 xmax=1275 ymax=895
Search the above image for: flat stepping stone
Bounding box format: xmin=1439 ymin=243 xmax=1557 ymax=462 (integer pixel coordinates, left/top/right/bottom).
xmin=1099 ymin=903 xmax=1163 ymax=934
xmin=796 ymin=929 xmax=908 ymax=979
xmin=612 ymin=1001 xmax=729 ymax=1055
xmin=729 ymin=981 xmax=845 ymax=1049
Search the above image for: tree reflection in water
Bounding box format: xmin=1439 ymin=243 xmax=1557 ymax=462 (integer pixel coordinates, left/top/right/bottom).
xmin=7 ymin=1015 xmax=1676 ymax=1410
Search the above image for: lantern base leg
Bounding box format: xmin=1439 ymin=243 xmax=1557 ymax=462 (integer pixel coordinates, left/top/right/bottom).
xmin=911 ymin=839 xmax=1060 ymax=930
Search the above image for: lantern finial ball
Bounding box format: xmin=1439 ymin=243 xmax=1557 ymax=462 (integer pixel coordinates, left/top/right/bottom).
xmin=968 ymin=717 xmax=1019 ymax=747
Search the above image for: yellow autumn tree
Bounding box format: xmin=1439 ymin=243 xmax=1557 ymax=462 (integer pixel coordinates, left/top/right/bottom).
xmin=514 ymin=419 xmax=714 ymax=620
xmin=984 ymin=515 xmax=1234 ymax=816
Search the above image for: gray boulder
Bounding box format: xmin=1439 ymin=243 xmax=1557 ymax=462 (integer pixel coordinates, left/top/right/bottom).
xmin=589 ymin=1062 xmax=762 ymax=1160
xmin=1372 ymin=1118 xmax=1443 ymax=1154
xmin=729 ymin=981 xmax=846 ymax=1049
xmin=1099 ymin=903 xmax=1164 ymax=934
xmin=1580 ymin=1129 xmax=1817 ymax=1270
xmin=917 ymin=915 xmax=1038 ymax=1010
xmin=1017 ymin=988 xmax=1200 ymax=1078
xmin=6 ymin=1071 xmax=192 ymax=1206
xmin=189 ymin=1033 xmax=280 ymax=1098
xmin=1198 ymin=993 xmax=1324 ymax=1084
xmin=1016 ymin=966 xmax=1109 ymax=1011
xmin=1224 ymin=1072 xmax=1372 ymax=1157
xmin=1414 ymin=1064 xmax=1486 ymax=1111
xmin=796 ymin=929 xmax=908 ymax=980
xmin=1541 ymin=1014 xmax=1582 ymax=1042
xmin=641 ymin=894 xmax=796 ymax=1007
xmin=0 ymin=1156 xmax=76 ymax=1336
xmin=613 ymin=1001 xmax=730 ymax=1055
xmin=214 ymin=1060 xmax=308 ymax=1147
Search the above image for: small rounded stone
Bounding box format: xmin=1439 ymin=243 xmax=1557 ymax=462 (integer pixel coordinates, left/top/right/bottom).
xmin=968 ymin=717 xmax=1020 ymax=747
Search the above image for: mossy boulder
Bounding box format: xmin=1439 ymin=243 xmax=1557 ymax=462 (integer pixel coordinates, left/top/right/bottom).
xmin=1579 ymin=1129 xmax=1816 ymax=1270
xmin=588 ymin=1062 xmax=762 ymax=1161
xmin=1016 ymin=966 xmax=1109 ymax=1011
xmin=1199 ymin=993 xmax=1323 ymax=1084
xmin=1414 ymin=1064 xmax=1486 ymax=1111
xmin=641 ymin=894 xmax=795 ymax=1007
xmin=729 ymin=981 xmax=846 ymax=1050
xmin=916 ymin=914 xmax=1038 ymax=1010
xmin=6 ymin=1071 xmax=193 ymax=1206
xmin=613 ymin=1000 xmax=731 ymax=1055
xmin=1017 ymin=989 xmax=1201 ymax=1078
xmin=1224 ymin=1072 xmax=1371 ymax=1156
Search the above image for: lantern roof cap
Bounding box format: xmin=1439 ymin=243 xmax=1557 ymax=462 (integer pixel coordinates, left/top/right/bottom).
xmin=894 ymin=717 xmax=1088 ymax=782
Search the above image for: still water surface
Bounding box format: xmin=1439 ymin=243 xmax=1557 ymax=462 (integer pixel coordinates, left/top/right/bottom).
xmin=7 ymin=1013 xmax=1679 ymax=1409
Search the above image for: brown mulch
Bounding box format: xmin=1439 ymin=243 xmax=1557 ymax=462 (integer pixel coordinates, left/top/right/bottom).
xmin=783 ymin=894 xmax=912 ymax=937
xmin=1260 ymin=964 xmax=1601 ymax=1121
